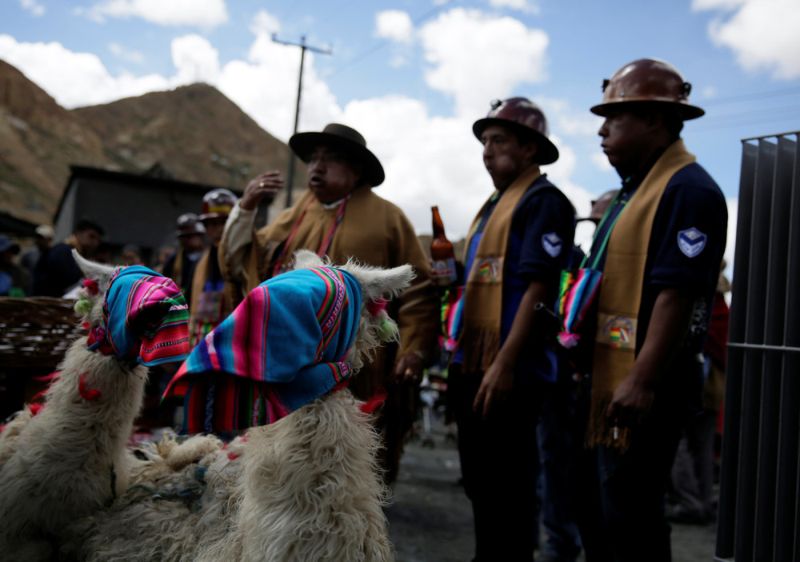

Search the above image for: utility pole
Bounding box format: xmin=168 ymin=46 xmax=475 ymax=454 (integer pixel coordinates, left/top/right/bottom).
xmin=271 ymin=34 xmax=332 ymax=209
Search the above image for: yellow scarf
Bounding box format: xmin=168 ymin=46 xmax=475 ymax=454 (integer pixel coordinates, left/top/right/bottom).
xmin=588 ymin=140 xmax=695 ymax=449
xmin=458 ymin=165 xmax=541 ymax=373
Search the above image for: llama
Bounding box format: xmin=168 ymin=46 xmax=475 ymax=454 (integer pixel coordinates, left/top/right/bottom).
xmin=0 ymin=253 xmax=190 ymax=559
xmin=3 ymin=250 xmax=409 ymax=561
xmin=63 ymin=250 xmax=409 ymax=561
xmin=64 ymin=390 xmax=391 ymax=562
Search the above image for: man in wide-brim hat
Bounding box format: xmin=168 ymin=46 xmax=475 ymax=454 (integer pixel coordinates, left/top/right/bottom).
xmin=219 ymin=122 xmax=438 ymax=483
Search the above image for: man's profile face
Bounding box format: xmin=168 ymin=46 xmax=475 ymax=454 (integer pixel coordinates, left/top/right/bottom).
xmin=598 ymin=108 xmax=653 ymax=174
xmin=480 ymin=125 xmax=537 ymax=190
xmin=180 ymin=233 xmax=205 ymax=252
xmin=306 ymin=145 xmax=360 ymax=204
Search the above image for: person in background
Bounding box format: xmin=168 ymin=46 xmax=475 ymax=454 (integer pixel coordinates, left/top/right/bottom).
xmin=152 ymin=244 xmax=176 ymax=274
xmin=582 ymin=190 xmax=618 ymax=227
xmin=21 ymin=224 xmax=53 ymax=278
xmin=440 ymin=97 xmax=575 ymax=562
xmin=34 ymin=218 xmax=104 ymax=297
xmin=574 ymin=59 xmax=727 ymax=562
xmin=667 ymin=261 xmax=730 ymax=525
xmin=532 ymin=190 xmax=621 ymax=562
xmin=162 ymin=213 xmax=206 ymax=305
xmin=0 ymin=235 xmax=30 ymax=296
xmin=120 ymin=244 xmax=144 ymax=266
xmin=189 ymin=189 xmax=239 ymax=345
xmin=219 ymin=123 xmax=438 ymax=483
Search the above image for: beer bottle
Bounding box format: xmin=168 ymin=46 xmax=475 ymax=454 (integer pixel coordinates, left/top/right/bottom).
xmin=430 ymin=206 xmax=457 ymax=286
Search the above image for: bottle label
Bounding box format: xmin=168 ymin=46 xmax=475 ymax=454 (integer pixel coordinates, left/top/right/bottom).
xmin=431 ymin=257 xmax=457 ymax=285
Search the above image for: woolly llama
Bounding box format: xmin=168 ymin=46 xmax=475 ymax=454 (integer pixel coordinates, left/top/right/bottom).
xmin=0 ymin=253 xmax=191 ymax=559
xmin=65 ymin=250 xmax=409 ymax=561
xmin=6 ymin=250 xmax=408 ymax=561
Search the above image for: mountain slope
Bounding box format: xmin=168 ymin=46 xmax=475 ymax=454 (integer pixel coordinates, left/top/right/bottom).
xmin=73 ymin=83 xmax=291 ymax=189
xmin=0 ymin=60 xmax=294 ymax=227
xmin=0 ymin=60 xmax=109 ymax=225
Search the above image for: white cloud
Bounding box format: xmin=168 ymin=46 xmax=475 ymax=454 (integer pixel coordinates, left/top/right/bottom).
xmin=215 ymin=22 xmax=341 ymax=142
xmin=250 ymin=10 xmax=280 ymax=37
xmin=692 ymin=0 xmax=745 ymax=9
xmin=86 ymin=0 xmax=228 ymax=28
xmin=108 ymin=42 xmax=144 ymax=64
xmin=339 ymin=95 xmax=594 ymax=240
xmin=542 ymin=137 xmax=595 ymax=247
xmin=419 ymin=8 xmax=548 ymax=118
xmin=172 ymin=35 xmax=220 ymax=84
xmin=0 ymin=34 xmax=170 ymax=107
xmin=488 ymin=0 xmax=540 ymax=15
xmin=375 ymin=10 xmax=414 ymax=44
xmin=0 ymin=6 xmax=596 ymax=242
xmin=695 ymin=0 xmax=800 ymax=79
xmin=539 ymin=97 xmax=602 ymax=138
xmin=20 ymin=0 xmax=45 ymax=17
xmin=591 ymin=152 xmax=612 ymax=172
xmin=340 ymin=96 xmax=490 ymax=238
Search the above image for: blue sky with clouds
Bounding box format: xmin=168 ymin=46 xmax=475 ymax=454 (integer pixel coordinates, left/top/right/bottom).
xmin=2 ymin=0 xmax=800 ymax=263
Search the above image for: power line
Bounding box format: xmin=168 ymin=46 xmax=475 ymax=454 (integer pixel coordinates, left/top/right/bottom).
xmin=326 ymin=2 xmax=454 ymax=78
xmin=703 ymin=85 xmax=800 ymax=106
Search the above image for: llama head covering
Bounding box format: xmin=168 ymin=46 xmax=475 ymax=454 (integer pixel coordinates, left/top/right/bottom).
xmin=164 ymin=266 xmax=363 ymax=434
xmin=83 ymin=265 xmax=190 ymax=366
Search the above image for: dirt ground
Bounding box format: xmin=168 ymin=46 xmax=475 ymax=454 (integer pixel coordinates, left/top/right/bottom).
xmin=386 ymin=414 xmax=717 ymax=562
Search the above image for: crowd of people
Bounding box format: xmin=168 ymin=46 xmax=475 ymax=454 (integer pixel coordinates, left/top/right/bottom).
xmin=1 ymin=57 xmax=730 ymax=562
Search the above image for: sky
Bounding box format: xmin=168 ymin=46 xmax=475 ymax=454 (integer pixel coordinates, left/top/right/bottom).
xmin=2 ymin=0 xmax=800 ymax=266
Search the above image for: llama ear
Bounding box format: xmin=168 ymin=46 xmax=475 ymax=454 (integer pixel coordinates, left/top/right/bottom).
xmin=291 ymin=249 xmax=326 ymax=271
xmin=350 ymin=264 xmax=415 ymax=302
xmin=72 ymin=249 xmax=115 ymax=284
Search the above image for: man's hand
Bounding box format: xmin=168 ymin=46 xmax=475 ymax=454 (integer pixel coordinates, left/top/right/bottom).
xmin=604 ymin=288 xmax=693 ymax=430
xmin=605 ymin=368 xmax=656 ymax=428
xmin=240 ymin=171 xmax=284 ymax=211
xmin=393 ymin=352 xmax=423 ymax=383
xmin=472 ymin=357 xmax=514 ymax=418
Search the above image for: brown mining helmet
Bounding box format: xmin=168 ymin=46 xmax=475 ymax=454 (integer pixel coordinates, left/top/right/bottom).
xmin=591 ymin=58 xmax=704 ymax=120
xmin=473 ymin=97 xmax=559 ymax=165
xmin=199 ymin=188 xmax=237 ymax=221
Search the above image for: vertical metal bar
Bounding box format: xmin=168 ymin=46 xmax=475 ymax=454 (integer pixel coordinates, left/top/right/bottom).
xmin=753 ymin=135 xmax=793 ymax=561
xmin=774 ymin=135 xmax=800 ymax=562
xmin=734 ymin=138 xmax=777 ymax=561
xmin=716 ymin=140 xmax=758 ymax=559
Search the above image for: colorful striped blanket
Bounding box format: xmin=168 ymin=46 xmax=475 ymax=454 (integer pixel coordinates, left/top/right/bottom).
xmin=86 ymin=265 xmax=190 ymax=366
xmin=164 ymin=266 xmax=363 ymax=434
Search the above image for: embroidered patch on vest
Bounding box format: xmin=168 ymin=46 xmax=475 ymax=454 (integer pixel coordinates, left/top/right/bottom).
xmin=542 ymin=232 xmax=563 ymax=258
xmin=470 ymin=257 xmax=503 ymax=284
xmin=596 ymin=313 xmax=637 ymax=350
xmin=677 ymin=228 xmax=707 ymax=258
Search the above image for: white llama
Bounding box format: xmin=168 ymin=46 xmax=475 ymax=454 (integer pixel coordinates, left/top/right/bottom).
xmin=3 ymin=250 xmax=409 ymax=561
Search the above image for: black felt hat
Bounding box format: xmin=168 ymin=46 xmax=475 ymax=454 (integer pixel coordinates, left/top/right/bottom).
xmin=289 ymin=123 xmax=385 ymax=187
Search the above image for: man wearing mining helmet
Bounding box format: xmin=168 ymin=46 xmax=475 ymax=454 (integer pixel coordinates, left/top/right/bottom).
xmin=443 ymin=97 xmax=576 ymax=561
xmin=574 ymin=59 xmax=727 ymax=561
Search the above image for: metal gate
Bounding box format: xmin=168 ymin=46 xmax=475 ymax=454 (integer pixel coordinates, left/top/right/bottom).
xmin=716 ymin=131 xmax=800 ymax=562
